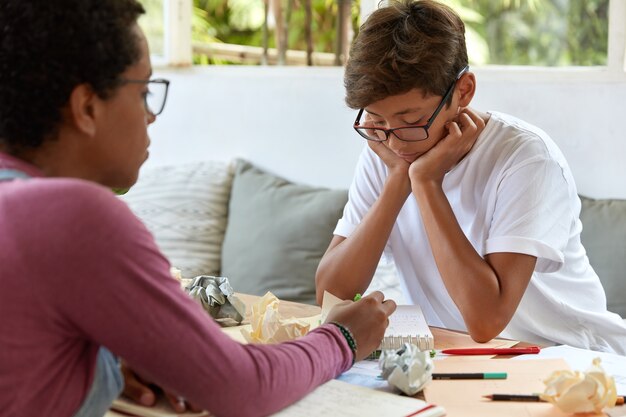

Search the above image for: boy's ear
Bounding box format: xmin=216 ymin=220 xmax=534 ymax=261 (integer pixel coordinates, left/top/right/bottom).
xmin=456 ymin=72 xmax=476 ymax=108
xmin=67 ymin=83 xmax=99 ymax=137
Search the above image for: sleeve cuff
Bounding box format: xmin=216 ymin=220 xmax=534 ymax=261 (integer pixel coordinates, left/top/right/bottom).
xmin=314 ymin=324 xmax=355 ymax=373
xmin=485 ymin=236 xmax=564 ymax=273
xmin=333 ymin=219 xmax=357 ymax=238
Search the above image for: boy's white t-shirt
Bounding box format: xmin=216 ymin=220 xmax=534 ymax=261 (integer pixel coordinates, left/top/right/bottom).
xmin=335 ymin=111 xmax=626 ymax=354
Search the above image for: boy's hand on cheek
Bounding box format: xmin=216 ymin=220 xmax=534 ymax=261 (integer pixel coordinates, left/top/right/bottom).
xmin=409 ymin=107 xmax=485 ymax=186
xmin=368 ymin=141 xmax=412 ymax=196
xmin=367 ymin=140 xmax=410 ymax=175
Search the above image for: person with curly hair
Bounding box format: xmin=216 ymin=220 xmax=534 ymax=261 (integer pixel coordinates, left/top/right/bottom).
xmin=0 ymin=1 xmax=396 ymax=416
xmin=316 ymin=0 xmax=626 ymax=354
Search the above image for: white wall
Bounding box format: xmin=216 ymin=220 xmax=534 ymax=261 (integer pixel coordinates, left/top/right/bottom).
xmin=148 ymin=66 xmax=626 ymax=199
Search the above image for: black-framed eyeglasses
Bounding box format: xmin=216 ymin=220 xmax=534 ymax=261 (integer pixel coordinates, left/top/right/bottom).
xmin=353 ymin=65 xmax=469 ymax=142
xmin=119 ymin=78 xmax=170 ymax=116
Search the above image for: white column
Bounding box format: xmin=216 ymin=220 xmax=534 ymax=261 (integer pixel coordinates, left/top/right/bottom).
xmin=165 ymin=0 xmax=192 ymax=66
xmin=608 ymin=0 xmax=626 ymax=73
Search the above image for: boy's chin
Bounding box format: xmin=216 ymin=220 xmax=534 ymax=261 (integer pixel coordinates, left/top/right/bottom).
xmin=397 ymin=152 xmax=422 ymax=163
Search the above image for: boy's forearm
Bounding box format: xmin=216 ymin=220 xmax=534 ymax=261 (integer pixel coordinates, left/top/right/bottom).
xmin=315 ymin=246 xmax=379 ymax=304
xmin=315 ymin=174 xmax=410 ymax=304
xmin=410 ymin=180 xmax=518 ymax=340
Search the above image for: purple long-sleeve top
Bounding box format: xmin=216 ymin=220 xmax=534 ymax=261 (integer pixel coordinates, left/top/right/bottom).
xmin=0 ymin=152 xmax=352 ymax=417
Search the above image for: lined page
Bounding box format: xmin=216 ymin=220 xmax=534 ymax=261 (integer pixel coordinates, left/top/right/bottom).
xmin=273 ymin=379 xmax=445 ymax=417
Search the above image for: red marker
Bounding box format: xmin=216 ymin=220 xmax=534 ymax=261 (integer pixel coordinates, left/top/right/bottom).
xmin=441 ymin=346 xmax=540 ymax=355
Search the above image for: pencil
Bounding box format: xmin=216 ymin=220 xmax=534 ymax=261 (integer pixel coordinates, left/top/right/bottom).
xmin=484 ymin=394 xmax=625 ymax=406
xmin=431 ymin=372 xmax=507 ymax=380
xmin=483 ymin=394 xmax=544 ymax=402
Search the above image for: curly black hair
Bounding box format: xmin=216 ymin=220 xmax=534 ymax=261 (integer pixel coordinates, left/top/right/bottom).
xmin=0 ymin=0 xmax=145 ymax=153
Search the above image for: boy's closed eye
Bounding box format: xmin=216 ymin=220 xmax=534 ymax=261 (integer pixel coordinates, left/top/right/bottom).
xmin=403 ymin=118 xmax=426 ymax=126
xmin=367 ymin=118 xmax=427 ymax=128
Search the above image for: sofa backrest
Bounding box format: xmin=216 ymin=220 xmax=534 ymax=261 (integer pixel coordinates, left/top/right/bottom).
xmin=579 ymin=196 xmax=626 ymax=318
xmin=121 ymin=161 xmax=626 ymax=316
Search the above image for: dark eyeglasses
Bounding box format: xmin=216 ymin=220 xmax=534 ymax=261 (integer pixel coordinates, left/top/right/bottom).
xmin=119 ymin=78 xmax=170 ymax=116
xmin=353 ymin=65 xmax=469 ymax=142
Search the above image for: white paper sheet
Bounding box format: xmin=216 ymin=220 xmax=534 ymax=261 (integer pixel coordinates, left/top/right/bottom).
xmin=336 ymin=359 xmax=393 ymax=392
xmin=513 ymin=345 xmax=626 ymax=394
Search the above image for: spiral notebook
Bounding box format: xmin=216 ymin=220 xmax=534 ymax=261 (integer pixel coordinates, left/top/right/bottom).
xmin=320 ymin=292 xmax=434 ymax=352
xmin=379 ymin=304 xmax=434 ymax=351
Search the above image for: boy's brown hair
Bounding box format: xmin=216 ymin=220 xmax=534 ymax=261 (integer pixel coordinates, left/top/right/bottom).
xmin=345 ymin=0 xmax=468 ymax=109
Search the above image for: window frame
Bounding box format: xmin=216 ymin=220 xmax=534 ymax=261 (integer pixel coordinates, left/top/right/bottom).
xmin=151 ymin=0 xmax=192 ymax=67
xmin=472 ymin=0 xmax=626 ymax=83
xmin=158 ymin=0 xmax=626 ymax=82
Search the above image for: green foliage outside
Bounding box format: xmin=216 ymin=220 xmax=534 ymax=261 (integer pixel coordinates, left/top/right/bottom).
xmin=139 ymin=0 xmax=609 ymax=67
xmin=442 ymin=0 xmax=609 ymax=66
xmin=192 ymin=0 xmax=361 ymax=64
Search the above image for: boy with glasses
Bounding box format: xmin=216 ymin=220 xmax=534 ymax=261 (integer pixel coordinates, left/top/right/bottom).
xmin=316 ymin=0 xmax=626 ymax=354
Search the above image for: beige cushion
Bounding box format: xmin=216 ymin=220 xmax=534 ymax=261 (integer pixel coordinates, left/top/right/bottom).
xmin=122 ymin=161 xmax=234 ymax=278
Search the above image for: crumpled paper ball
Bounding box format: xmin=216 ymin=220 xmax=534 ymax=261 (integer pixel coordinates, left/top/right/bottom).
xmin=541 ymin=358 xmax=617 ymax=414
xmin=184 ymin=275 xmax=246 ymax=325
xmin=241 ymin=292 xmax=311 ymax=343
xmin=379 ymin=343 xmax=434 ymax=396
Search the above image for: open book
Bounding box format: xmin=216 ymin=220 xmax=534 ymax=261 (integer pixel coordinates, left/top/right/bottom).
xmin=109 ymin=379 xmax=444 ymax=417
xmin=380 ymin=304 xmax=434 ymax=351
xmin=273 ymin=379 xmax=445 ymax=417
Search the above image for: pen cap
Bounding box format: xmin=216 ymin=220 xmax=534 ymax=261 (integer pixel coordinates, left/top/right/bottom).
xmin=484 ymin=373 xmax=508 ymax=379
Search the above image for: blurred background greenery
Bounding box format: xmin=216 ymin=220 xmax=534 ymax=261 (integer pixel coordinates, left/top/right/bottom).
xmin=442 ymin=0 xmax=609 ymax=66
xmin=139 ymin=0 xmax=608 ymax=66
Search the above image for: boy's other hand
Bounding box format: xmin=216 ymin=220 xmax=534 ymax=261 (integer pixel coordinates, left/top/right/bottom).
xmin=363 ymin=113 xmax=411 ymax=175
xmin=368 ymin=140 xmax=412 ymax=197
xmin=367 ymin=139 xmax=411 ymax=174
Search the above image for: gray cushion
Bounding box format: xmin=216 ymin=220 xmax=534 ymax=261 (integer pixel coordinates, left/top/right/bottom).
xmin=579 ymin=196 xmax=626 ymax=318
xmin=221 ymin=159 xmax=348 ymax=305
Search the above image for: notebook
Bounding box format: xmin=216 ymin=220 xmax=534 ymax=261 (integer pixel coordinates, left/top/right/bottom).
xmin=109 ymin=379 xmax=445 ymax=417
xmin=320 ymin=291 xmax=434 ymax=352
xmin=273 ymin=379 xmax=445 ymax=417
xmin=379 ymin=304 xmax=434 ymax=351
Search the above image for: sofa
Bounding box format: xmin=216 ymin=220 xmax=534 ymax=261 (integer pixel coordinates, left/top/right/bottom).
xmin=121 ymin=159 xmax=626 ymax=318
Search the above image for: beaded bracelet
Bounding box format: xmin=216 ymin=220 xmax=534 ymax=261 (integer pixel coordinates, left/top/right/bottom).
xmin=329 ymin=321 xmax=358 ymax=365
